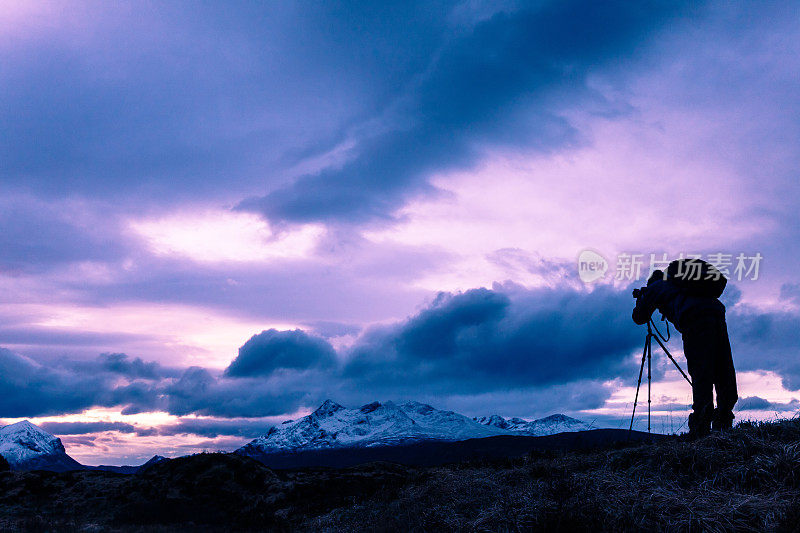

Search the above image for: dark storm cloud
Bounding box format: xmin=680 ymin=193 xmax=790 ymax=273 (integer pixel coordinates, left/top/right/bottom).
xmin=67 ymin=352 xmax=179 ymax=380
xmin=0 ymin=346 xmax=309 ymax=419
xmin=225 ymin=329 xmax=337 ymax=378
xmin=42 ymin=418 xmax=274 ymax=439
xmin=95 ymin=353 xmax=174 ymax=379
xmin=727 ymin=303 xmax=800 ymax=390
xmin=163 ymin=367 xmax=306 ymax=418
xmin=343 ymin=283 xmax=642 ymax=394
xmin=1 ymin=1 xmax=455 ymax=202
xmin=155 ymin=418 xmax=274 ymax=439
xmin=736 ymin=396 xmax=800 ymax=413
xmin=39 ymin=421 xmax=136 ymax=435
xmin=242 ymin=1 xmax=694 ymax=224
xmin=0 ymin=348 xmax=122 ymax=417
xmin=0 ymin=348 xmax=176 ymax=418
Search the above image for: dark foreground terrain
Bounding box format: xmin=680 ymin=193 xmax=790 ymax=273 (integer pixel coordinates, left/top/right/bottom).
xmin=2 ymin=420 xmax=800 ymax=531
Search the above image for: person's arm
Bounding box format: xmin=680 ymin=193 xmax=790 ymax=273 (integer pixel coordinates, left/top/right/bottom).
xmin=632 ymin=285 xmax=659 ymax=325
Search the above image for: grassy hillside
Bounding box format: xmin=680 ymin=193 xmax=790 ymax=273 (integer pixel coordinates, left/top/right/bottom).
xmin=1 ymin=419 xmax=799 ymax=531
xmin=309 ymin=419 xmax=800 ymax=531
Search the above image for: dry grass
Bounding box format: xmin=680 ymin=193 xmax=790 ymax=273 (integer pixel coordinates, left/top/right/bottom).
xmin=306 ymin=419 xmax=800 ymax=532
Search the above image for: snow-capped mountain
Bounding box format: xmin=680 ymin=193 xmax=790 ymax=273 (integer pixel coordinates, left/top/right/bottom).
xmin=0 ymin=420 xmax=83 ymax=471
xmin=474 ymin=413 xmax=593 ymax=436
xmin=238 ymin=400 xmax=508 ymax=455
xmin=238 ymin=400 xmax=597 ymax=456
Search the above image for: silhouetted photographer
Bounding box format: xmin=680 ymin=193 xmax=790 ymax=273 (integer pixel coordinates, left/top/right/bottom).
xmin=632 ymin=259 xmax=737 ymax=438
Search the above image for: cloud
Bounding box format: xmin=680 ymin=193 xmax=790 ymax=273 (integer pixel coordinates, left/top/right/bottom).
xmin=39 ymin=421 xmax=136 ymax=435
xmin=225 ymin=329 xmax=337 ymax=377
xmin=68 ymin=352 xmax=179 ymax=380
xmin=94 ymin=353 xmax=175 ymax=379
xmin=0 ymin=195 xmax=132 ymax=273
xmin=0 ymin=2 xmax=454 ymax=203
xmin=154 ymin=418 xmax=275 ymax=439
xmin=52 ymin=236 xmax=441 ymax=325
xmin=727 ymin=305 xmax=800 ymax=390
xmin=0 ymin=348 xmax=170 ymax=418
xmin=0 ymin=347 xmax=118 ymax=417
xmin=241 ymin=1 xmax=693 ymax=224
xmin=343 ymin=283 xmax=642 ymax=396
xmin=163 ymin=367 xmax=306 ymax=418
xmin=736 ymin=396 xmax=800 ymax=413
xmin=0 ymin=283 xmax=643 ymax=419
xmin=60 ymin=436 xmax=100 ymax=448
xmin=779 ymin=284 xmax=800 ymax=306
xmin=5 ymin=281 xmax=800 ymax=422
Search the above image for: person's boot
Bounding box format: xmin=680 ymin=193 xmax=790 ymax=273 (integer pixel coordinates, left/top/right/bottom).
xmin=712 ymin=408 xmax=734 ymax=432
xmin=687 ymin=412 xmax=711 ymax=439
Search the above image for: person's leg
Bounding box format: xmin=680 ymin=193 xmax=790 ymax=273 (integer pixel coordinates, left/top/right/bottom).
xmin=682 ymin=317 xmax=715 ymax=437
xmin=713 ymin=319 xmax=738 ymax=431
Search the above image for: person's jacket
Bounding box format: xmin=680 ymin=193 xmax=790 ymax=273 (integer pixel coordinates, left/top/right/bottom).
xmin=632 ymin=279 xmax=725 ymax=333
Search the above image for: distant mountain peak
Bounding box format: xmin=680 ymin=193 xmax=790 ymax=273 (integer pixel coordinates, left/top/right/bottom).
xmin=539 ymin=414 xmax=573 ymax=422
xmin=0 ymin=420 xmax=57 ymax=441
xmin=313 ymin=400 xmax=345 ymax=417
xmin=0 ymin=420 xmax=81 ymax=471
xmin=3 ymin=420 xmax=39 ymax=431
xmin=0 ymin=420 xmax=65 ymax=455
xmin=138 ymin=454 xmax=168 ymax=472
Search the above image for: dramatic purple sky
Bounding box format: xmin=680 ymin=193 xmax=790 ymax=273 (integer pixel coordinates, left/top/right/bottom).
xmin=2 ymin=1 xmax=800 ymax=464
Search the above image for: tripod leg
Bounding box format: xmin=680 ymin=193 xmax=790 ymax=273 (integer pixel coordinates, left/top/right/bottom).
xmin=652 ymin=334 xmax=692 ymax=386
xmin=647 ymin=333 xmax=651 ymax=433
xmin=629 ymin=333 xmax=650 ymax=434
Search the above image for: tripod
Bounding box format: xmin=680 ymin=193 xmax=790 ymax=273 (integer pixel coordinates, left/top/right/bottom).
xmin=629 ymin=318 xmax=692 ymax=435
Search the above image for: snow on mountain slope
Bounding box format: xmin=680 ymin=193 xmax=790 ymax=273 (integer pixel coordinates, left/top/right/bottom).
xmin=239 ymin=400 xmax=508 ymax=454
xmin=0 ymin=420 xmax=82 ymax=471
xmin=397 ymin=400 xmax=507 ymax=440
xmin=474 ymin=413 xmax=594 ymax=436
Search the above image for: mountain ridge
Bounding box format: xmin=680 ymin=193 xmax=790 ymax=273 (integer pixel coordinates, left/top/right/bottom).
xmin=238 ymin=399 xmax=600 ymax=458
